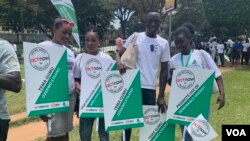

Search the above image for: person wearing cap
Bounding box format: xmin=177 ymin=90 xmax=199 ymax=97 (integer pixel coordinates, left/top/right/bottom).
xmin=39 ymin=17 xmax=76 ymax=141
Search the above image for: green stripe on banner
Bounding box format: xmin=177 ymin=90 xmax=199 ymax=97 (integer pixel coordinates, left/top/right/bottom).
xmin=87 ymin=86 xmax=103 ymax=108
xmin=29 ymin=107 xmax=69 ymax=117
xmin=151 ymin=122 xmax=175 ymax=141
xmin=112 ymin=72 xmax=142 ymax=121
xmin=111 ymin=63 xmax=117 ymax=70
xmin=80 ymin=113 xmax=103 ymax=118
xmin=172 ymin=73 xmax=214 ymax=126
xmin=107 ymin=123 xmax=144 ymax=132
xmin=35 ymin=51 xmax=68 ymax=104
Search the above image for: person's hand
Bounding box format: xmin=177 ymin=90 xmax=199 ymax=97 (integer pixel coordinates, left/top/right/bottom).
xmin=75 ymin=111 xmax=79 ymax=118
xmin=39 ymin=115 xmax=52 ymax=122
xmin=157 ymin=97 xmax=167 ymax=113
xmin=75 ymin=84 xmax=81 ymax=96
xmin=117 ymin=61 xmax=127 ymax=74
xmin=216 ymin=94 xmax=225 ymax=110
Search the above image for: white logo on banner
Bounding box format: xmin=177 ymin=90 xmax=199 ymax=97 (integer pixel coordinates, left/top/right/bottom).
xmin=105 ymin=73 xmax=124 ymax=93
xmin=29 ymin=47 xmax=50 ymax=71
xmin=176 ymin=70 xmax=195 ymax=89
xmin=144 ymin=108 xmax=160 ymax=125
xmin=85 ymin=58 xmax=102 ymax=79
xmin=187 ymin=114 xmax=218 ymax=141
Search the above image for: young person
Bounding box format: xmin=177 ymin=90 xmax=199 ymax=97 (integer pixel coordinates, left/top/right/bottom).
xmin=0 ymin=38 xmax=22 ymax=141
xmin=116 ymin=10 xmax=170 ymax=141
xmin=74 ymin=25 xmax=111 ymax=141
xmin=39 ymin=17 xmax=76 ymax=141
xmin=168 ymin=25 xmax=225 ymax=141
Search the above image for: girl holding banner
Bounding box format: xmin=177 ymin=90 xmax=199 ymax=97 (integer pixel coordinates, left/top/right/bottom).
xmin=74 ymin=25 xmax=112 ymax=141
xmin=168 ymin=25 xmax=225 ymax=141
xmin=39 ymin=17 xmax=76 ymax=141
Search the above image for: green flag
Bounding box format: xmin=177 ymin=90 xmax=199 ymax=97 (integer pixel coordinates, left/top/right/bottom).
xmin=51 ymin=0 xmax=81 ymax=48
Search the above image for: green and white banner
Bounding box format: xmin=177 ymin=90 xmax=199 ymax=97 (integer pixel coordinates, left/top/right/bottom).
xmin=101 ymin=69 xmax=144 ymax=132
xmin=51 ymin=0 xmax=81 ymax=48
xmin=79 ymin=53 xmax=116 ymax=118
xmin=166 ymin=67 xmax=214 ymax=126
xmin=187 ymin=114 xmax=218 ymax=141
xmin=23 ymin=42 xmax=69 ymax=117
xmin=139 ymin=105 xmax=175 ymax=141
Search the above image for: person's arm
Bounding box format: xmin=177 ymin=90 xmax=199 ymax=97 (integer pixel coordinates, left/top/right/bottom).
xmin=157 ymin=61 xmax=168 ymax=113
xmin=75 ymin=78 xmax=81 ymax=96
xmin=215 ymin=76 xmax=225 ymax=110
xmin=116 ymin=47 xmax=127 ymax=74
xmin=0 ymin=71 xmax=22 ymax=93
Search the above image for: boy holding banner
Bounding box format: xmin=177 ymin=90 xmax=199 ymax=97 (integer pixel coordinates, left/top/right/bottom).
xmin=39 ymin=17 xmax=76 ymax=141
xmin=74 ymin=25 xmax=112 ymax=141
xmin=117 ymin=10 xmax=170 ymax=141
xmin=168 ymin=25 xmax=225 ymax=141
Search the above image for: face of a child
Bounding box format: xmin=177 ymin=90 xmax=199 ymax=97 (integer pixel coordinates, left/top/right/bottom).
xmin=53 ymin=24 xmax=72 ymax=45
xmin=174 ymin=33 xmax=192 ymax=54
xmin=85 ymin=31 xmax=100 ymax=54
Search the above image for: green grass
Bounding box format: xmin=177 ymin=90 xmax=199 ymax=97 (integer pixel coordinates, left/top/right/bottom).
xmin=10 ymin=117 xmax=40 ymax=128
xmin=6 ymin=65 xmax=250 ymax=141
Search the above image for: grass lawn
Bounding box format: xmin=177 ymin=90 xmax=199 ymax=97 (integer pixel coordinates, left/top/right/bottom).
xmin=6 ymin=65 xmax=250 ymax=140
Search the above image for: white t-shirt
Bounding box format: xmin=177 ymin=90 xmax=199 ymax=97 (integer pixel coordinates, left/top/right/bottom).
xmin=216 ymin=43 xmax=225 ymax=54
xmin=242 ymin=42 xmax=250 ymax=52
xmin=74 ymin=52 xmax=113 ymax=79
xmin=0 ymin=39 xmax=20 ymax=119
xmin=124 ymin=32 xmax=170 ymax=89
xmin=169 ymin=49 xmax=221 ymax=78
xmin=39 ymin=41 xmax=75 ymax=94
xmin=209 ymin=41 xmax=217 ymax=51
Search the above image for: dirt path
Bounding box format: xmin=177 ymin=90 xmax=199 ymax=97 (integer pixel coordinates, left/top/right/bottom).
xmin=8 ymin=116 xmax=79 ymax=141
xmin=7 ymin=67 xmax=233 ymax=141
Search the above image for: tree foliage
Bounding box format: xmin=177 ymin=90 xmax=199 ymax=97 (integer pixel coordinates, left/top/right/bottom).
xmin=203 ymin=0 xmax=250 ymax=38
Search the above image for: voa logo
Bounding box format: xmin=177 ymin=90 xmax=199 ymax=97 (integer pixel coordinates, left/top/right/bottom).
xmin=226 ymin=129 xmax=246 ymax=136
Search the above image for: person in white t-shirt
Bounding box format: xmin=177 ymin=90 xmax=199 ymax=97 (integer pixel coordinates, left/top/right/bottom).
xmin=74 ymin=25 xmax=111 ymax=141
xmin=0 ymin=38 xmax=22 ymax=141
xmin=241 ymin=38 xmax=250 ymax=65
xmin=39 ymin=17 xmax=76 ymax=141
xmin=216 ymin=39 xmax=225 ymax=67
xmin=168 ymin=26 xmax=225 ymax=141
xmin=209 ymin=38 xmax=217 ymax=61
xmin=116 ymin=10 xmax=170 ymax=141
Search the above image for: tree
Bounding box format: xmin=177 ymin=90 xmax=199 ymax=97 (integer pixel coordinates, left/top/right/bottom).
xmin=203 ymin=0 xmax=250 ymax=38
xmin=109 ymin=0 xmax=134 ymax=37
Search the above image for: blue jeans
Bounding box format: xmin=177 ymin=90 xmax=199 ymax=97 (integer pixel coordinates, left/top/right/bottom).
xmin=124 ymin=88 xmax=156 ymax=141
xmin=79 ymin=117 xmax=109 ymax=141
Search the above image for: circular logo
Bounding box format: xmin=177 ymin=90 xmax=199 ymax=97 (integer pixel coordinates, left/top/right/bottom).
xmin=176 ymin=70 xmax=195 ymax=89
xmin=143 ymin=108 xmax=160 ymax=125
xmin=29 ymin=47 xmax=50 ymax=71
xmin=85 ymin=58 xmax=102 ymax=79
xmin=105 ymin=73 xmax=124 ymax=93
xmin=191 ymin=119 xmax=210 ymax=137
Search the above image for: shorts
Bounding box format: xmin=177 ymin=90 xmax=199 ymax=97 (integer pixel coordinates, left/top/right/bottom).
xmin=47 ymin=93 xmax=76 ymax=137
xmin=141 ymin=88 xmax=156 ymax=105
